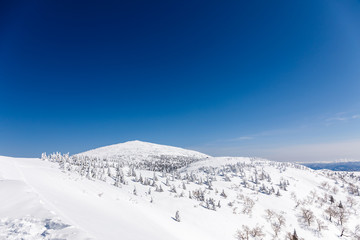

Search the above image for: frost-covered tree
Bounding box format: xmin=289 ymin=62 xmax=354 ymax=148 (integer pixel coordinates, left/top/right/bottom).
xmin=271 ymin=212 xmax=285 ymax=237
xmin=235 ymin=225 xmax=265 ymax=240
xmin=276 ymin=189 xmax=281 ymax=197
xmin=250 ymin=225 xmax=265 ymax=239
xmin=285 ymin=229 xmax=301 ymax=240
xmin=325 ymin=206 xmax=337 ymax=222
xmin=235 ymin=225 xmax=251 ymax=240
xmin=242 ymin=197 xmax=255 ymax=215
xmin=174 ymin=210 xmax=180 ymax=222
xmin=220 ymin=189 xmax=227 ymax=198
xmin=346 ymin=196 xmax=357 ymax=208
xmin=337 ymin=208 xmax=348 ymax=226
xmin=171 ymin=185 xmax=177 ymax=193
xmin=315 ymin=218 xmax=328 ymax=233
xmin=329 ymin=195 xmax=335 ymax=204
xmin=300 ymin=208 xmax=314 ymax=226
xmin=353 ymin=225 xmax=360 ymax=240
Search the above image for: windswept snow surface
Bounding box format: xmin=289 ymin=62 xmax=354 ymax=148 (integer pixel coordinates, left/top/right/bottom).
xmin=1 ymin=152 xmax=360 ymax=240
xmin=0 ymin=156 xmax=92 ymax=240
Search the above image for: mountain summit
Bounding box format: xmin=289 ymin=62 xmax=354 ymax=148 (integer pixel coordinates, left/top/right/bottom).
xmin=75 ymin=140 xmax=209 ymax=169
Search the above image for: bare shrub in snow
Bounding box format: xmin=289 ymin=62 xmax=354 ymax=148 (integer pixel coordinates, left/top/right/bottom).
xmin=315 ymin=218 xmax=328 ymax=233
xmin=269 ymin=211 xmax=285 ymax=237
xmin=235 ymin=225 xmax=265 ymax=240
xmin=300 ymin=208 xmax=314 ymax=226
xmin=242 ymin=197 xmax=255 ymax=215
xmin=324 ymin=206 xmax=337 ymax=222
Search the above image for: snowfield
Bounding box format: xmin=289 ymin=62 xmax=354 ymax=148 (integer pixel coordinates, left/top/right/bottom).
xmin=0 ymin=156 xmax=92 ymax=240
xmin=1 ymin=141 xmax=360 ymax=240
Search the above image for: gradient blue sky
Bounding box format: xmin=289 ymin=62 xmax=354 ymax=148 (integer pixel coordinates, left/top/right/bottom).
xmin=1 ymin=0 xmax=360 ymax=161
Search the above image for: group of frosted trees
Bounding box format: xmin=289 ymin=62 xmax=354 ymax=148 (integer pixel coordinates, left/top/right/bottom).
xmin=236 ymin=201 xmax=350 ymax=240
xmin=234 ymin=166 xmax=360 ymax=239
xmin=291 ymin=180 xmax=360 ymax=239
xmin=42 ymin=153 xmax=281 ymax=218
xmin=235 ymin=225 xmax=265 ymax=240
xmin=134 ymin=154 xmax=208 ymax=172
xmin=41 ymin=152 xmax=360 ymax=239
xmin=235 ymin=225 xmax=302 ymax=240
xmin=42 ymin=152 xmax=296 ymax=198
xmin=42 ymin=152 xmax=208 ymax=173
xmin=42 ymin=152 xmax=297 ymax=209
xmin=235 ymin=209 xmax=301 ymax=240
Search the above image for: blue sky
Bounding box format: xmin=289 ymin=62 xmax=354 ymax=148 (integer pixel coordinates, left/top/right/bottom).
xmin=0 ymin=0 xmax=360 ymax=161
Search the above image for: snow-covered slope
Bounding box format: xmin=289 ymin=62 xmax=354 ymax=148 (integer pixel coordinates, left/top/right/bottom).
xmin=0 ymin=156 xmax=93 ymax=240
xmin=2 ymin=143 xmax=360 ymax=240
xmin=0 ymin=156 xmax=185 ymax=240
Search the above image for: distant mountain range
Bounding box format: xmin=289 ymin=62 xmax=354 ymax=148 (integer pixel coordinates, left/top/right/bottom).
xmin=302 ymin=161 xmax=360 ymax=171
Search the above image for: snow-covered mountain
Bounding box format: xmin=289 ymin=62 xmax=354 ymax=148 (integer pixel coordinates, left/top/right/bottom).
xmin=75 ymin=140 xmax=210 ymax=171
xmin=1 ymin=142 xmax=360 ymax=240
xmin=76 ymin=140 xmax=209 ymax=160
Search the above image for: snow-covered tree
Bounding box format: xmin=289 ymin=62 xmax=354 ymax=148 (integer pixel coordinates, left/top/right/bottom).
xmin=174 ymin=210 xmax=180 ymax=222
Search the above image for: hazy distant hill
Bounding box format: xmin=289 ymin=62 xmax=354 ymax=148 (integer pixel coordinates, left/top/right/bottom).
xmin=303 ymin=161 xmax=360 ymax=171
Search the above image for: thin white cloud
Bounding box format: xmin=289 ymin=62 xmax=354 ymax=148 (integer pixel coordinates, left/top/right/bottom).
xmin=326 ymin=113 xmax=360 ymax=122
xmin=226 ymin=136 xmax=254 ymax=141
xmin=218 ymin=128 xmax=302 ymax=143
xmin=352 ymin=114 xmax=360 ymax=119
xmin=235 ymin=136 xmax=254 ymax=140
